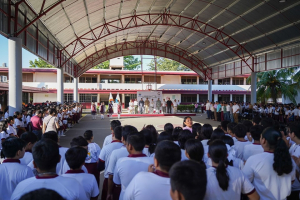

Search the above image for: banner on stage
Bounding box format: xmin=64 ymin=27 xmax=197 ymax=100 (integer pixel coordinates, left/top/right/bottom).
xmin=137 ymin=91 xmax=162 ymax=102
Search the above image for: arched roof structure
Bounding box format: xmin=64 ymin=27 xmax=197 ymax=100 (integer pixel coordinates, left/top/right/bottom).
xmin=1 ymin=0 xmax=300 ymax=78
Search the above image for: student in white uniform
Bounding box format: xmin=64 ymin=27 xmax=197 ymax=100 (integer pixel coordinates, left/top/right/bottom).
xmin=185 ymin=139 xmax=206 ymax=168
xmin=198 ymin=124 xmax=213 ymax=160
xmin=62 ymin=147 xmax=99 ymax=200
xmin=204 ymin=140 xmax=259 ymax=200
xmin=243 ymin=127 xmax=296 ymax=200
xmin=232 ymin=124 xmax=251 ymax=160
xmin=4 ymin=107 xmax=9 ymax=119
xmin=98 ymin=125 xmax=124 ymax=200
xmin=123 ymin=141 xmax=181 ymax=200
xmin=243 ymin=125 xmax=264 ymax=161
xmin=0 ymin=120 xmax=9 ymax=149
xmin=84 ymin=130 xmax=101 ymax=186
xmin=0 ymin=137 xmax=34 ymax=200
xmin=102 ymin=120 xmax=121 ymax=147
xmin=113 ymin=132 xmax=153 ymax=200
xmin=7 ymin=116 xmax=17 ymax=136
xmin=18 ymin=188 xmax=65 ymax=200
xmin=169 ymin=160 xmax=207 ymax=200
xmin=19 ymin=132 xmax=38 ymax=165
xmin=11 ymin=139 xmax=88 ymax=200
xmin=178 ymin=129 xmax=195 ymax=161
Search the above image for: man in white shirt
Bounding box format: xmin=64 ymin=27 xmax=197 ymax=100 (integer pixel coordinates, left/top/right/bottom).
xmin=103 ymin=120 xmax=121 ymax=147
xmin=206 ymin=100 xmax=211 ymax=119
xmin=11 ymin=139 xmax=88 ymax=200
xmin=173 ymin=99 xmax=178 ymax=114
xmin=150 ymin=99 xmax=155 ymax=114
xmin=133 ymin=99 xmax=138 ymax=114
xmin=232 ymin=102 xmax=240 ymax=123
xmin=243 ymin=125 xmax=264 ymax=161
xmin=0 ymin=138 xmax=34 ymax=200
xmin=232 ymin=124 xmax=251 ymax=160
xmin=162 ymin=99 xmax=166 ymax=114
xmin=20 ymin=132 xmax=38 ymax=166
xmin=123 ymin=141 xmax=181 ymax=200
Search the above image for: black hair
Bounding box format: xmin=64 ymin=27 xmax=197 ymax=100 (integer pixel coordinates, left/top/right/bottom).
xmin=14 ymin=111 xmax=21 ymax=119
xmin=32 ymin=139 xmax=60 ymax=171
xmin=19 ymin=188 xmax=65 ymax=200
xmin=261 ymin=118 xmax=274 ymax=130
xmin=114 ymin=126 xmax=122 ymax=140
xmin=141 ymin=129 xmax=153 ymax=145
xmin=164 ymin=123 xmax=174 ymax=134
xmin=227 ymin=122 xmax=237 ymax=132
xmin=199 ymin=124 xmax=213 ymax=141
xmin=70 ymin=136 xmax=89 ymax=147
xmin=122 ymin=125 xmax=138 ymax=142
xmin=155 ymin=140 xmax=181 ymax=172
xmin=20 ymin=132 xmax=38 ymax=145
xmin=221 ymin=135 xmax=234 ymax=147
xmin=185 ymin=139 xmax=205 ymax=167
xmin=2 ymin=137 xmax=26 ymax=158
xmin=49 ymin=108 xmax=57 ymax=115
xmin=127 ymin=132 xmax=145 ymax=151
xmin=233 ymin=124 xmax=247 ymax=138
xmin=172 ymin=127 xmax=183 ymax=141
xmin=178 ymin=130 xmax=195 ymax=150
xmin=145 ymin=125 xmax=158 ymax=143
xmin=192 ymin=123 xmax=201 ymax=137
xmin=7 ymin=116 xmax=14 ymax=124
xmin=242 ymin=120 xmax=253 ymax=132
xmin=83 ymin=130 xmax=93 ymax=140
xmin=111 ymin=120 xmax=121 ymax=130
xmin=221 ymin=121 xmax=230 ymax=132
xmin=35 ymin=110 xmax=43 ymax=116
xmin=250 ymin=125 xmax=264 ymax=141
xmin=65 ymin=147 xmax=87 ymax=169
xmin=208 ymin=140 xmax=229 ymax=191
xmin=183 ymin=116 xmax=192 ymax=127
xmin=253 ymin=116 xmax=261 ymax=125
xmin=42 ymin=131 xmax=58 ymax=143
xmin=261 ymin=127 xmax=293 ymax=176
xmin=208 ymin=128 xmax=225 ymax=145
xmin=157 ymin=131 xmax=173 ymax=143
xmin=0 ymin=120 xmax=7 ymax=133
xmin=170 ymin=160 xmax=207 ymax=200
xmin=289 ymin=123 xmax=300 ymax=139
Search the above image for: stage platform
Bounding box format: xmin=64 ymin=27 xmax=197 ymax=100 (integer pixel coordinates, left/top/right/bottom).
xmin=111 ymin=113 xmax=196 ymax=117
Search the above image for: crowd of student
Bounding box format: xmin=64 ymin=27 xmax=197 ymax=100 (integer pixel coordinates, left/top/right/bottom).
xmin=1 ymin=111 xmax=300 ymax=200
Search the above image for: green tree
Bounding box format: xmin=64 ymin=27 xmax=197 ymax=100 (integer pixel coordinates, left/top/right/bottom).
xmin=148 ymin=57 xmax=191 ymax=71
xmin=247 ymin=67 xmax=300 ymax=104
xmin=93 ymin=60 xmax=110 ymax=69
xmin=29 ymin=58 xmax=55 ymax=68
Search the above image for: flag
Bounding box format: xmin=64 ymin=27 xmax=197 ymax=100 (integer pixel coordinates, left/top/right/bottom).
xmin=116 ymin=93 xmax=120 ymax=103
xmin=109 ymin=92 xmax=114 ymax=103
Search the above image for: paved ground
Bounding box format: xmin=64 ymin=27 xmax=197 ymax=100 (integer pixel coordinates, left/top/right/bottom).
xmin=59 ymin=112 xmax=221 ymax=199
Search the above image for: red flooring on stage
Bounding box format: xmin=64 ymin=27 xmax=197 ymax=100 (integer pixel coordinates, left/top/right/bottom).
xmin=111 ymin=113 xmax=196 ymax=117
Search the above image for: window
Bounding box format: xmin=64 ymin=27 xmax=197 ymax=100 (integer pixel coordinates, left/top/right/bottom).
xmin=79 ymin=76 xmax=97 ymax=83
xmin=22 ymin=74 xmax=33 ymax=82
xmin=100 ymin=79 xmax=120 ymax=83
xmin=79 ymin=94 xmax=97 ymax=103
xmin=22 ymin=92 xmax=29 ymax=104
xmin=124 ymin=75 xmax=142 ymax=83
xmin=232 ymin=95 xmax=244 ymax=102
xmin=181 ymin=76 xmax=197 ymax=84
xmin=144 ymin=76 xmax=161 ymax=84
xmin=199 ymin=79 xmax=208 ymax=85
xmin=232 ymin=78 xmax=244 ymax=85
xmin=218 ymin=78 xmax=230 ymax=85
xmin=64 ymin=94 xmax=73 ymax=103
xmin=181 ymin=94 xmax=197 ymax=103
xmin=64 ymin=76 xmax=73 ymax=83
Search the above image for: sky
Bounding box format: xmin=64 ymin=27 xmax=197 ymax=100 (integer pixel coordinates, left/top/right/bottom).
xmin=0 ymin=34 xmax=153 ymax=69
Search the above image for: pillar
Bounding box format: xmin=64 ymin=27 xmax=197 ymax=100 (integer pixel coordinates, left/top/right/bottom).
xmin=57 ymin=68 xmax=64 ymax=104
xmin=214 ymin=79 xmax=218 ymax=102
xmin=197 ymin=94 xmax=199 ymax=103
xmin=243 ymin=94 xmax=246 ymax=103
xmin=73 ymin=77 xmax=78 ymax=102
xmin=244 ymin=77 xmax=247 ymax=85
xmin=196 ymin=76 xmax=199 ymax=84
xmin=230 ymin=77 xmax=233 ymax=85
xmin=8 ymin=37 xmax=22 ymax=116
xmin=208 ymin=80 xmax=212 ymax=102
xmin=251 ymin=72 xmax=257 ymax=104
xmin=97 ymin=93 xmax=101 ymax=102
xmin=97 ymin=74 xmax=100 ymax=83
xmin=230 ymin=94 xmax=233 ymax=101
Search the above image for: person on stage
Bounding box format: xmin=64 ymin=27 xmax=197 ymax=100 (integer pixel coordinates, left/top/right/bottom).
xmin=99 ymin=102 xmax=105 ymax=120
xmin=162 ymin=99 xmax=166 ymax=114
xmin=150 ymin=99 xmax=155 ymax=114
xmin=167 ymin=98 xmax=172 ymax=114
xmin=134 ymin=99 xmax=138 ymax=114
xmin=144 ymin=98 xmax=150 ymax=114
xmin=117 ymin=102 xmax=122 ymax=119
xmin=139 ymin=98 xmax=144 ymax=114
xmin=129 ymin=99 xmax=134 ymax=114
xmin=91 ymin=102 xmax=97 ymax=120
xmin=108 ymin=101 xmax=113 ymax=118
xmin=173 ymin=99 xmax=178 ymax=114
xmin=156 ymin=98 xmax=162 ymax=114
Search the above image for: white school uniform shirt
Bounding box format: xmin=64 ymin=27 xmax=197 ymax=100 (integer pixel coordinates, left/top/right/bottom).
xmin=274 ymin=108 xmax=280 ymax=115
xmin=7 ymin=124 xmax=17 ymax=136
xmin=204 ymin=166 xmax=255 ymax=200
xmin=61 ymin=170 xmax=99 ymax=198
xmin=206 ymin=103 xmax=210 ymax=110
xmin=290 ymin=144 xmax=300 ymax=191
xmin=107 ymin=146 xmax=129 ymax=176
xmin=0 ymin=131 xmax=7 ymax=149
xmin=20 ymin=151 xmax=33 ymax=166
xmin=234 ymin=140 xmax=251 ymax=160
xmin=15 ymin=118 xmax=24 ymax=128
xmin=61 ymin=161 xmax=88 ymax=174
xmin=99 ymin=141 xmax=124 ymax=178
xmin=0 ymin=159 xmax=34 ymax=200
xmin=103 ymin=134 xmax=113 ymax=147
xmin=142 ymin=147 xmax=151 ymax=157
xmin=162 ymin=101 xmax=166 ymax=107
xmin=232 ymin=105 xmax=239 ymax=113
xmin=293 ymin=109 xmax=299 ymax=116
xmin=113 ymin=156 xmax=154 ymax=200
xmin=86 ymin=142 xmax=101 ymax=163
xmin=173 ymin=101 xmax=178 ymax=107
xmin=4 ymin=112 xmax=9 ymax=119
xmin=11 ymin=175 xmax=89 ymax=200
xmin=285 ymin=110 xmax=290 ymax=116
xmin=243 ymin=152 xmax=296 ymax=200
xmin=181 ymin=149 xmax=188 ymax=161
xmin=123 ymin=171 xmax=171 ymax=200
xmin=243 ymin=143 xmax=264 ymax=161
xmin=26 ymin=115 xmax=31 ymax=124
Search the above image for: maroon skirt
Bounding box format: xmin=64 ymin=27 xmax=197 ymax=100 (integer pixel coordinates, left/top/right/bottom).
xmin=84 ymin=162 xmax=100 ymax=186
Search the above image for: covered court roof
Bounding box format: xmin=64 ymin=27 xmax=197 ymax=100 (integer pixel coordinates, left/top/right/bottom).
xmin=0 ymin=0 xmax=300 ymax=78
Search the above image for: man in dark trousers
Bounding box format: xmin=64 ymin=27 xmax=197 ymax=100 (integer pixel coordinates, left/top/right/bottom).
xmin=167 ymin=98 xmax=172 ymax=114
xmin=139 ymin=98 xmax=144 ymax=114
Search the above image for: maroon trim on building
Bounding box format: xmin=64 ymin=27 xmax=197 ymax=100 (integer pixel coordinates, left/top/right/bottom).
xmin=0 ymin=82 xmax=48 ymax=93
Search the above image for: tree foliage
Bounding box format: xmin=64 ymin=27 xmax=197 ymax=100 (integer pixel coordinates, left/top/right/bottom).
xmin=92 ymin=56 xmax=141 ymax=70
xmin=148 ymin=57 xmax=191 ymax=71
xmin=29 ymin=58 xmax=55 ymax=68
xmin=93 ymin=60 xmax=110 ymax=69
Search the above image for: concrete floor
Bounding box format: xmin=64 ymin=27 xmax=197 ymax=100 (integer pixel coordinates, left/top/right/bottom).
xmin=59 ymin=113 xmax=221 ymax=199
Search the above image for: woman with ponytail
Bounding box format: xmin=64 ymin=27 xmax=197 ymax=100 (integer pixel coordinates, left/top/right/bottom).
xmin=243 ymin=127 xmax=295 ymax=200
xmin=14 ymin=111 xmax=26 ymax=137
xmin=205 ymin=140 xmax=259 ymax=200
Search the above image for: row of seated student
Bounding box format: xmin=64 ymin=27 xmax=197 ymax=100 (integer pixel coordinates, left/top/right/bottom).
xmin=1 ymin=116 xmax=300 ymax=200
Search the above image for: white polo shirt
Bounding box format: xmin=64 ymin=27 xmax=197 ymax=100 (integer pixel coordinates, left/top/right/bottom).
xmin=243 ymin=143 xmax=264 ymax=161
xmin=0 ymin=159 xmax=34 ymax=200
xmin=107 ymin=146 xmax=129 ymax=176
xmin=86 ymin=142 xmax=101 ymax=163
xmin=11 ymin=175 xmax=89 ymax=200
xmin=20 ymin=151 xmax=33 ymax=166
xmin=243 ymin=152 xmax=296 ymax=200
xmin=7 ymin=124 xmax=17 ymax=136
xmin=61 ymin=170 xmax=99 ymax=198
xmin=62 ymin=160 xmax=88 ymax=174
xmin=204 ymin=166 xmax=255 ymax=200
xmin=123 ymin=171 xmax=172 ymax=200
xmin=103 ymin=134 xmax=113 ymax=147
xmin=206 ymin=103 xmax=210 ymax=110
xmin=113 ymin=155 xmax=153 ymax=200
xmin=99 ymin=140 xmax=123 ymax=178
xmin=173 ymin=102 xmax=178 ymax=107
xmin=142 ymin=147 xmax=151 ymax=157
xmin=234 ymin=140 xmax=251 ymax=160
xmin=290 ymin=144 xmax=300 ymax=191
xmin=232 ymin=105 xmax=240 ymax=113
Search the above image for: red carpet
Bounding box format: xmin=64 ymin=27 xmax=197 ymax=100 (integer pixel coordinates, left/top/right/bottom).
xmin=111 ymin=113 xmax=196 ymax=117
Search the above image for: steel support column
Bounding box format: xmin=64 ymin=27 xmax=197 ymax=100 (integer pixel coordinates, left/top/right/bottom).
xmin=214 ymin=79 xmax=218 ymax=102
xmin=251 ymin=72 xmax=257 ymax=104
xmin=73 ymin=77 xmax=79 ymax=102
xmin=208 ymin=80 xmax=212 ymax=102
xmin=57 ymin=68 xmax=64 ymax=104
xmin=8 ymin=37 xmax=22 ymax=116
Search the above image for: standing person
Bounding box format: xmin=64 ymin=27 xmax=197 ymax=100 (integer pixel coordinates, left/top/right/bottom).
xmin=243 ymin=128 xmax=295 ymax=200
xmin=129 ymin=100 xmax=134 ymax=114
xmin=108 ymin=101 xmax=113 ymax=118
xmin=100 ymin=102 xmax=105 ymax=120
xmin=206 ymin=100 xmax=211 ymax=119
xmin=167 ymin=98 xmax=172 ymax=114
xmin=4 ymin=107 xmax=9 ymax=119
xmin=20 ymin=132 xmax=38 ymax=166
xmin=14 ymin=112 xmax=26 ymax=137
xmin=162 ymin=99 xmax=166 ymax=114
xmin=150 ymin=99 xmax=155 ymax=114
xmin=31 ymin=110 xmax=43 ymax=140
xmin=173 ymin=99 xmax=178 ymax=114
xmin=194 ymin=102 xmax=199 ymax=113
xmin=243 ymin=125 xmax=264 ymax=161
xmin=7 ymin=116 xmax=17 ymax=137
xmin=216 ymin=102 xmax=221 ymax=121
xmin=42 ymin=109 xmax=60 ymax=134
xmin=233 ymin=102 xmax=240 ymax=123
xmin=139 ymin=98 xmax=144 ymax=114
xmin=144 ymin=98 xmax=150 ymax=114
xmin=156 ymin=98 xmax=162 ymax=114
xmin=134 ymin=99 xmax=138 ymax=114
xmin=117 ymin=102 xmax=122 ymax=119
